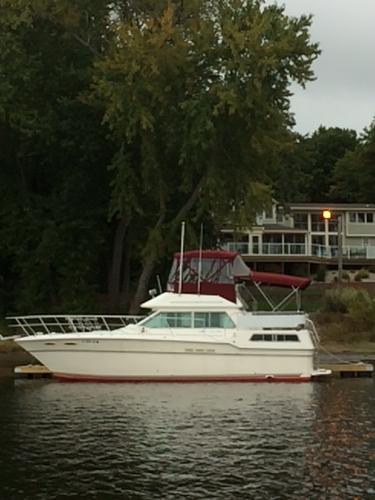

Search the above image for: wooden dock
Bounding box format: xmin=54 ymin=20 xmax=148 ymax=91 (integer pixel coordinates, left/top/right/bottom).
xmin=13 ymin=362 xmax=373 ymax=380
xmin=319 ymin=361 xmax=373 ymax=378
xmin=14 ymin=364 xmax=52 ymax=379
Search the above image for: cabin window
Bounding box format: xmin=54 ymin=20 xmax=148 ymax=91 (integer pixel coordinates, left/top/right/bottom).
xmin=142 ymin=311 xmax=235 ymax=329
xmin=250 ymin=334 xmax=299 ymax=342
xmin=143 ymin=312 xmax=192 ymax=328
xmin=194 ymin=312 xmax=235 ymax=329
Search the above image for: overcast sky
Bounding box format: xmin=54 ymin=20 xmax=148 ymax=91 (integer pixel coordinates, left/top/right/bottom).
xmin=269 ymin=0 xmax=375 ymax=135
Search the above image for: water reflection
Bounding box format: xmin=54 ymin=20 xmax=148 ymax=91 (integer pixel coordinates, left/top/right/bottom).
xmin=0 ymin=380 xmax=374 ymax=499
xmin=304 ymin=380 xmax=375 ymax=499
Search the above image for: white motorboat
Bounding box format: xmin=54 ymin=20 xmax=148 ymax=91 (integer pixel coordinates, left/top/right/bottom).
xmin=12 ymin=250 xmax=330 ymax=382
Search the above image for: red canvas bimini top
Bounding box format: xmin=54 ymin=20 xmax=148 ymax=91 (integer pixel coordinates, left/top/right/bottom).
xmin=246 ymin=271 xmax=311 ymax=290
xmin=173 ymin=250 xmax=311 ymax=290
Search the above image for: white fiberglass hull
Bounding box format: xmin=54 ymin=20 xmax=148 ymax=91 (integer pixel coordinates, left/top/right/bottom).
xmin=17 ymin=335 xmax=315 ymax=382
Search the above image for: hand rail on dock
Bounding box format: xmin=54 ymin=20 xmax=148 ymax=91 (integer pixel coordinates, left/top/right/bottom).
xmin=6 ymin=314 xmax=145 ymax=336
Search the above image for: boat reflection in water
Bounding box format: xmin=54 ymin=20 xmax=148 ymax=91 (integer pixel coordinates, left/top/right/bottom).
xmin=1 ymin=378 xmax=374 ymax=499
xmin=14 ymin=250 xmax=330 ymax=382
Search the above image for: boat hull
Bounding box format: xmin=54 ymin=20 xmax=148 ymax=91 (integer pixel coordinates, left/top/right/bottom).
xmin=17 ymin=336 xmax=315 ymax=382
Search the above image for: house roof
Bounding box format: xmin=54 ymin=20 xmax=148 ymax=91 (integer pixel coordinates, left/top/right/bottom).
xmin=289 ymin=203 xmax=375 ymax=211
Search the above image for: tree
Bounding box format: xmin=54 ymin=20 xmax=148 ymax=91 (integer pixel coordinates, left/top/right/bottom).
xmin=0 ymin=0 xmax=115 ymax=312
xmin=272 ymin=127 xmax=358 ymax=204
xmin=306 ymin=127 xmax=358 ymax=202
xmin=331 ymin=120 xmax=375 ymax=203
xmin=272 ymin=131 xmax=315 ymax=203
xmin=92 ymin=0 xmax=320 ymax=311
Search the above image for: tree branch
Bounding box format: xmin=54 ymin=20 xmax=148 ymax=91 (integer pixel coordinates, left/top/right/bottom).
xmin=70 ymin=32 xmax=100 ymax=57
xmin=168 ymin=175 xmax=206 ymax=231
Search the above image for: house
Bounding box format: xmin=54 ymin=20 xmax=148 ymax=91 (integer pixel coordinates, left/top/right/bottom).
xmin=220 ymin=202 xmax=375 ymax=276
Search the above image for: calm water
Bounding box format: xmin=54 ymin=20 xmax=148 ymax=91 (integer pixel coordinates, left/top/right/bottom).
xmin=0 ymin=379 xmax=374 ymax=499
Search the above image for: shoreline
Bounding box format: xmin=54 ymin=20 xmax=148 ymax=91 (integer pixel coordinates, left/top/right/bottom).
xmin=0 ymin=351 xmax=35 ymax=377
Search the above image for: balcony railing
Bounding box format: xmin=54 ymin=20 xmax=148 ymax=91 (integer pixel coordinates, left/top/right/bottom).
xmin=223 ymin=242 xmax=375 ymax=259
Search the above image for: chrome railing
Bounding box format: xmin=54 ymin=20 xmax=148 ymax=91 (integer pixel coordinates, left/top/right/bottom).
xmin=6 ymin=315 xmax=145 ymax=336
xmin=305 ymin=318 xmax=320 ymax=347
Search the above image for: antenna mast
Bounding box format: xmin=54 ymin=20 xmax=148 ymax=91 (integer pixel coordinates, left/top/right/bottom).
xmin=197 ymin=223 xmax=203 ymax=295
xmin=178 ymin=221 xmax=185 ymax=295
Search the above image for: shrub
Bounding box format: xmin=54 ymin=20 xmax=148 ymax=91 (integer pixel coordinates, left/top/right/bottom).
xmin=315 ymin=265 xmax=326 ymax=282
xmin=347 ymin=292 xmax=375 ymax=329
xmin=341 ymin=271 xmax=350 ymax=281
xmin=321 ymin=287 xmax=371 ymax=314
xmin=354 ymin=268 xmax=370 ymax=281
xmin=319 ymin=287 xmax=375 ymax=343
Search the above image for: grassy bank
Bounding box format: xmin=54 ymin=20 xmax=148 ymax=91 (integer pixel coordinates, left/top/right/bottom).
xmin=311 ymin=286 xmax=375 ymax=353
xmin=314 ymin=314 xmax=375 ymax=353
xmin=0 ymin=340 xmax=35 ymax=376
xmin=0 ymin=339 xmax=23 ymax=353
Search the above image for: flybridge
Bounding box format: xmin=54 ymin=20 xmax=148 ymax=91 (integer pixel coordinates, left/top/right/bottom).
xmin=167 ymin=249 xmax=311 ymax=310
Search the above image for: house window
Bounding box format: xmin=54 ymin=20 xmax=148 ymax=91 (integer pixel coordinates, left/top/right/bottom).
xmin=311 ymin=214 xmax=325 ymax=232
xmin=349 ymin=212 xmax=374 ymax=223
xmin=358 ymin=213 xmax=366 ymax=223
xmin=284 ymin=234 xmax=305 ymax=255
xmin=276 ymin=207 xmax=284 ymax=223
xmin=329 ymin=235 xmax=338 ymax=257
xmin=264 ymin=207 xmax=274 ymax=219
xmin=293 ymin=213 xmax=308 ymax=230
xmin=263 ymin=234 xmax=282 ymax=255
xmin=252 ymin=236 xmax=259 ymax=255
xmin=312 ymin=235 xmax=326 ymax=256
xmin=328 ymin=219 xmax=338 ymax=232
xmin=329 ymin=235 xmax=338 ymax=246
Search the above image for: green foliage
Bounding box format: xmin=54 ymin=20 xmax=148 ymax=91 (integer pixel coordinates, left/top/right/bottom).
xmin=307 ymin=127 xmax=358 ymax=202
xmin=354 ymin=268 xmax=370 ymax=282
xmin=321 ymin=286 xmax=368 ymax=313
xmin=318 ymin=286 xmax=375 ymax=344
xmin=0 ymin=0 xmax=114 ymax=312
xmin=331 ymin=120 xmax=375 ymax=203
xmin=273 ymin=127 xmax=358 ymax=203
xmin=322 ymin=286 xmax=375 ymax=317
xmin=0 ymin=0 xmax=322 ymax=313
xmin=92 ymin=0 xmax=320 ymax=308
xmin=341 ymin=271 xmax=350 ymax=281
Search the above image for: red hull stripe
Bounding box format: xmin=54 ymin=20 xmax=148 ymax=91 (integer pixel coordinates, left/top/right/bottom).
xmin=54 ymin=373 xmax=311 ymax=383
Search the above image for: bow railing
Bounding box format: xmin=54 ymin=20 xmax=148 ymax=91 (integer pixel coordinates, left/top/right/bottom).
xmin=6 ymin=315 xmax=145 ymax=336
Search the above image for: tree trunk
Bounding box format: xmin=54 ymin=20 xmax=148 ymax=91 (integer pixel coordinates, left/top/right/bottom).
xmin=129 ymin=252 xmax=158 ymax=314
xmin=108 ymin=215 xmax=128 ymax=312
xmin=130 ymin=176 xmax=206 ymax=313
xmin=121 ymin=233 xmax=132 ymax=312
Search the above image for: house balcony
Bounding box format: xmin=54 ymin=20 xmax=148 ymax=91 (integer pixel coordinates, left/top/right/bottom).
xmin=223 ymin=242 xmax=375 ymax=260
